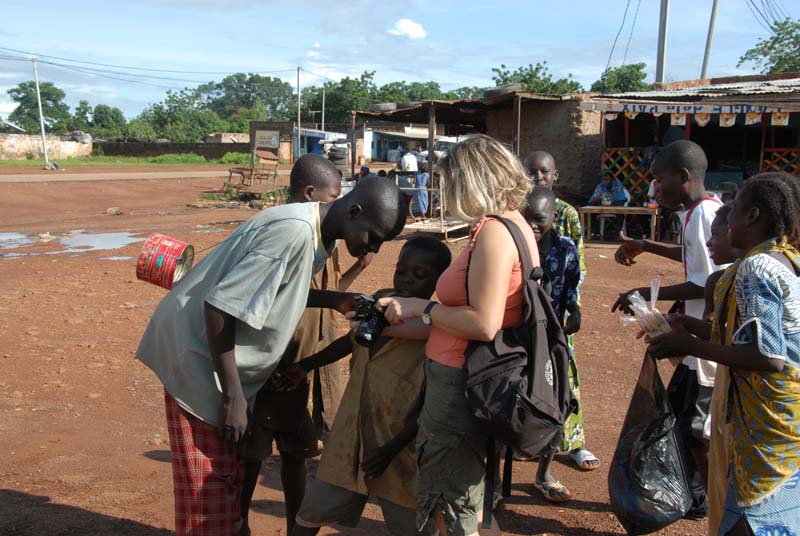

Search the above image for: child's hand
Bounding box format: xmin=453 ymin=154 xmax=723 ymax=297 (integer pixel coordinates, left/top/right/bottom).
xmin=564 ymin=308 xmax=582 ymax=335
xmin=648 ymin=325 xmax=694 ymax=359
xmin=334 ymin=293 xmax=363 ymax=315
xmin=218 ymin=393 xmax=248 ymax=443
xmin=614 ymin=231 xmax=645 ymax=266
xmin=375 ymin=296 xmax=426 ymax=325
xmin=612 ymin=288 xmax=643 ymax=315
xmin=361 ymin=443 xmax=398 ymax=479
xmin=283 ymin=365 xmax=308 ymax=388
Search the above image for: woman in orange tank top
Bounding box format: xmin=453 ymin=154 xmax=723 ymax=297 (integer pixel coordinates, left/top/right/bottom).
xmin=375 ymin=135 xmax=538 ymax=536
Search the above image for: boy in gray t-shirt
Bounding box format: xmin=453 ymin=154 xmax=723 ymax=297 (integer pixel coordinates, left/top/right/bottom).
xmin=136 ymin=164 xmax=407 ymax=536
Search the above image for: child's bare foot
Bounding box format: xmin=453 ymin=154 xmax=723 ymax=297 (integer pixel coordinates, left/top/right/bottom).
xmin=569 ymin=448 xmax=600 ymax=471
xmin=533 ymin=480 xmax=571 ymax=503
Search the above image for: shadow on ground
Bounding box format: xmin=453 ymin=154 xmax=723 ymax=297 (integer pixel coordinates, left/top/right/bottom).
xmin=0 ymin=489 xmax=171 ymax=535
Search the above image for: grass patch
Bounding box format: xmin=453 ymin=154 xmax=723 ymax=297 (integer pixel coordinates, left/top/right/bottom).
xmin=0 ymin=153 xmax=254 ymax=167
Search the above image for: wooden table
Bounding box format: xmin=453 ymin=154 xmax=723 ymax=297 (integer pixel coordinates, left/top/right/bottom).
xmin=579 ymin=205 xmax=660 ymax=242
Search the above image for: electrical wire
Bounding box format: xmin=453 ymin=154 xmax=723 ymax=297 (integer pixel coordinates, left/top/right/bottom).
xmin=622 ymin=0 xmax=642 ymax=65
xmin=746 ymin=0 xmax=775 ymax=33
xmin=43 ymin=61 xmax=185 ymax=91
xmin=300 ymin=67 xmax=337 ymax=84
xmin=605 ymin=0 xmax=633 ymax=73
xmin=0 ymin=46 xmax=296 ymax=76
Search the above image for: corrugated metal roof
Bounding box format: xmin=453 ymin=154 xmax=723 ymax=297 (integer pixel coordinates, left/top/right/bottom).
xmin=602 ymin=78 xmax=800 ymax=99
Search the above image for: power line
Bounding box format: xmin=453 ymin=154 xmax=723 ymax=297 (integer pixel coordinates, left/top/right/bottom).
xmin=745 ymin=0 xmax=775 ymax=32
xmin=605 ymin=0 xmax=633 ymax=73
xmin=43 ymin=61 xmax=184 ymax=91
xmin=622 ymin=0 xmax=643 ymax=65
xmin=300 ymin=67 xmax=337 ymax=84
xmin=0 ymin=45 xmax=296 ymax=76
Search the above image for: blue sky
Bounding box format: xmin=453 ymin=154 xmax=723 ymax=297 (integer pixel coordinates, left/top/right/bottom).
xmin=1 ymin=0 xmax=798 ymax=120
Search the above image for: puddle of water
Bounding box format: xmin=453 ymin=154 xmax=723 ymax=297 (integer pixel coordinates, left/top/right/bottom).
xmin=193 ymin=225 xmax=226 ymax=233
xmin=1 ymin=229 xmax=144 ymax=260
xmin=2 ymin=252 xmax=41 ymax=258
xmin=0 ymin=232 xmax=35 ymax=250
xmin=102 ymin=256 xmax=135 ymax=261
xmin=58 ymin=230 xmax=144 ymax=253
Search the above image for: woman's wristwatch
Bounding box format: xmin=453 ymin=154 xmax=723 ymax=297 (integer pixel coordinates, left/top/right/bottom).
xmin=421 ymin=301 xmax=438 ymax=325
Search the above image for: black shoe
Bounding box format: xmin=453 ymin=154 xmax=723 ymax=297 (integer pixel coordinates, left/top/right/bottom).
xmin=684 ymin=504 xmax=708 ymax=521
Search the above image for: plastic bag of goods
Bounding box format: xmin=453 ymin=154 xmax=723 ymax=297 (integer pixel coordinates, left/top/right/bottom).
xmin=608 ymin=354 xmax=693 ymax=534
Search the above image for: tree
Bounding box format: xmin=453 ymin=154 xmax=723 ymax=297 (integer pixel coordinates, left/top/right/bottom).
xmin=738 ymin=17 xmax=800 ymax=73
xmin=7 ymin=81 xmax=71 ymax=133
xmin=443 ymin=86 xmax=485 ymax=99
xmin=70 ymin=100 xmax=92 ymax=132
xmin=591 ymin=63 xmax=651 ymax=94
xmin=303 ymin=71 xmax=378 ymax=124
xmin=92 ymin=104 xmax=127 ymax=139
xmin=226 ymin=99 xmax=268 ymax=133
xmin=125 ymin=118 xmax=157 ymax=140
xmin=491 ymin=62 xmax=583 ymax=94
xmin=195 ymin=73 xmax=294 ymax=121
xmin=136 ymin=89 xmax=228 ymax=142
xmin=374 ymin=81 xmax=446 ymax=103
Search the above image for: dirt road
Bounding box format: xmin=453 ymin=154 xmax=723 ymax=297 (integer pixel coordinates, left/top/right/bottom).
xmin=0 ymin=171 xmax=707 ymax=535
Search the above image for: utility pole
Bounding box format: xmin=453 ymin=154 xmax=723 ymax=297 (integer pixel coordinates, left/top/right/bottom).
xmin=701 ymin=0 xmax=719 ymax=79
xmin=32 ymin=57 xmax=50 ymax=169
xmin=296 ymin=66 xmax=301 ymax=160
xmin=321 ymin=86 xmax=326 ymax=132
xmin=655 ymin=0 xmax=670 ymax=84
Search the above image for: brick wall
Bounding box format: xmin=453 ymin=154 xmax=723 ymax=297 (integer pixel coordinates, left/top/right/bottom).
xmin=485 ymin=96 xmax=602 ymax=202
xmin=0 ymin=134 xmax=92 ymax=160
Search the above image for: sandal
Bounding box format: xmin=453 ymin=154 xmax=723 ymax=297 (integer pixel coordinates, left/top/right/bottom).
xmin=533 ymin=480 xmax=572 ymax=503
xmin=569 ymin=448 xmax=600 ymax=471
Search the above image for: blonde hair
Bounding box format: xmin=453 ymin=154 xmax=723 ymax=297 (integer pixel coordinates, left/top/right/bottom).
xmin=439 ymin=134 xmax=530 ymax=224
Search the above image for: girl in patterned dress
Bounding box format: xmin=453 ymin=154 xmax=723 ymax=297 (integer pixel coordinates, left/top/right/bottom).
xmin=649 ymin=172 xmax=800 ymax=535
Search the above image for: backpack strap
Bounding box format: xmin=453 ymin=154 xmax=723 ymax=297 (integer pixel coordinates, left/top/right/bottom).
xmin=482 ymin=438 xmax=496 ymax=529
xmin=465 ymin=215 xmax=541 ymax=307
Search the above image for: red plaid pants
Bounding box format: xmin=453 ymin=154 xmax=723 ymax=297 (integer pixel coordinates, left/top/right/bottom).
xmin=164 ymin=390 xmax=245 ymax=536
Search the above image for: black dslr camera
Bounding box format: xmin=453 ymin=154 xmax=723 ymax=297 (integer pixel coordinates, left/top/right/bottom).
xmin=353 ymin=295 xmax=389 ymax=347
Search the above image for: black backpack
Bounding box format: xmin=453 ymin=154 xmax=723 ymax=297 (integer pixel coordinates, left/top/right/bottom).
xmin=463 ymin=216 xmax=577 ymax=526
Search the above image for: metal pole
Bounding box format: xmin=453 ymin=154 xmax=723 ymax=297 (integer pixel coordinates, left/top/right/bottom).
xmin=350 ymin=111 xmax=356 ymax=180
xmin=32 ymin=57 xmax=50 ymax=169
xmin=296 ymin=66 xmax=301 ymax=161
xmin=321 ymin=86 xmax=326 ymax=132
xmin=655 ymin=0 xmax=670 ymax=84
xmin=701 ymin=0 xmax=719 ymax=79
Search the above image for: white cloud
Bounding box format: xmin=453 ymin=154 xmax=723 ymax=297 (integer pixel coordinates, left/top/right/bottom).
xmin=307 ymin=50 xmax=320 ymax=58
xmin=387 ymin=18 xmax=427 ymax=40
xmin=313 ymin=42 xmax=320 ymax=48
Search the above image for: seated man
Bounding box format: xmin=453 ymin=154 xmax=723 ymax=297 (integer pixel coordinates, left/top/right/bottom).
xmin=588 ymin=173 xmax=628 ymax=206
xmin=588 ymin=173 xmax=630 ymax=239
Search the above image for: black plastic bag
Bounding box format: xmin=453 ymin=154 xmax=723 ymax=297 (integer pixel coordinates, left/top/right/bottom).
xmin=608 ymin=354 xmax=693 ymax=535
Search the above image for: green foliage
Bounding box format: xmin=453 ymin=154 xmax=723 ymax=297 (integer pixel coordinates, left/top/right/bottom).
xmin=303 ymin=71 xmax=378 ymax=124
xmin=738 ymin=18 xmax=800 ymax=73
xmin=226 ymin=99 xmax=268 ymax=133
xmin=218 ymin=152 xmax=251 ymax=165
xmin=147 ymin=153 xmax=208 ymax=165
xmin=70 ymin=100 xmax=92 ymax=132
xmin=491 ymin=62 xmax=583 ymax=94
xmin=91 ymin=104 xmax=127 ymax=139
xmin=590 ymin=63 xmax=651 ymax=94
xmin=7 ymin=81 xmax=71 ymax=132
xmin=443 ymin=86 xmax=486 ymax=99
xmin=375 ymin=80 xmax=446 ymax=103
xmin=195 ymin=73 xmax=294 ymax=121
xmin=125 ymin=118 xmax=157 ymax=140
xmin=138 ymin=89 xmax=228 ymax=142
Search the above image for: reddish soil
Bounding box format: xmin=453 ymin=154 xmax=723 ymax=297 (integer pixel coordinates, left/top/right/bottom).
xmin=0 ymin=171 xmax=707 ymax=535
